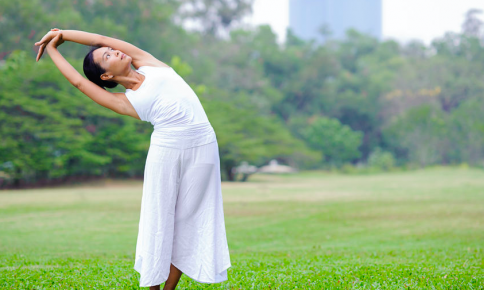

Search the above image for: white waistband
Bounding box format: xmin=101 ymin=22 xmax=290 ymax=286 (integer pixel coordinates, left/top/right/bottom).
xmin=150 ymin=122 xmax=217 ymax=149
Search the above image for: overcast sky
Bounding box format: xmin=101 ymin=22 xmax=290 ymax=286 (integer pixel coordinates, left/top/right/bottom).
xmin=246 ymin=0 xmax=484 ymax=44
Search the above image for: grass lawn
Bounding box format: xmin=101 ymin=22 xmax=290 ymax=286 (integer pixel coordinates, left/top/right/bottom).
xmin=1 ymin=166 xmax=483 ymax=289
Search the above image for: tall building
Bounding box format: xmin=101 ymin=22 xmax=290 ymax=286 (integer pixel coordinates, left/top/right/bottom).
xmin=289 ymin=0 xmax=382 ymax=42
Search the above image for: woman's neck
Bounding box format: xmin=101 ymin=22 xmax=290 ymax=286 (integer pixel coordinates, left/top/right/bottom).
xmin=116 ymin=68 xmax=145 ymax=90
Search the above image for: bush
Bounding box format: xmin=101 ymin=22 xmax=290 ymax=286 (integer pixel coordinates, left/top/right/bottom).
xmin=367 ymin=147 xmax=396 ymax=171
xmin=301 ymin=117 xmax=363 ymax=166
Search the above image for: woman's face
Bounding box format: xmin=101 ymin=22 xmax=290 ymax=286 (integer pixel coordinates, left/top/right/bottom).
xmin=93 ymin=46 xmax=131 ymax=80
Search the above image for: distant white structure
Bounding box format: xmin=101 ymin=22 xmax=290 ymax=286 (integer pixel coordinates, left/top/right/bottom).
xmin=258 ymin=159 xmax=298 ymax=174
xmin=232 ymin=161 xmax=259 ymax=182
xmin=233 ymin=161 xmax=258 ymax=175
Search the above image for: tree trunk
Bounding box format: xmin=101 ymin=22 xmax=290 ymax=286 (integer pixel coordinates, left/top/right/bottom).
xmin=225 ymin=167 xmax=235 ymax=181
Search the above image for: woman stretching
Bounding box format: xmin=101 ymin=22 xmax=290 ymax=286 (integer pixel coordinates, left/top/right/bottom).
xmin=35 ymin=29 xmax=231 ymax=290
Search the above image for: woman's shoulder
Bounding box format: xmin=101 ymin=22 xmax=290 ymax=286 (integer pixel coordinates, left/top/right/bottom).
xmin=137 ymin=65 xmax=173 ymax=71
xmin=136 ymin=65 xmax=174 ymax=76
xmin=126 ymin=65 xmax=175 ymax=94
xmin=133 ymin=59 xmax=172 ymax=70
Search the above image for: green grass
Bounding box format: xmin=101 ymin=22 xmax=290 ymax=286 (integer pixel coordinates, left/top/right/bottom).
xmin=1 ymin=166 xmax=483 ymax=289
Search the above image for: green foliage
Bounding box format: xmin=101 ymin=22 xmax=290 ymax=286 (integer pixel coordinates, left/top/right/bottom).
xmin=202 ymin=93 xmax=321 ymax=180
xmin=0 ymin=50 xmax=151 ymax=186
xmin=301 ymin=116 xmax=363 ymax=166
xmin=382 ymin=105 xmax=448 ymax=166
xmin=177 ymin=0 xmax=253 ymax=37
xmin=367 ymin=147 xmax=396 ymax=171
xmin=0 ymin=49 xmax=316 ymax=185
xmin=447 ymin=97 xmax=484 ymax=166
xmin=383 ymin=97 xmax=484 ymax=168
xmin=3 ymin=2 xmax=484 ymax=185
xmin=0 ymin=0 xmax=183 ymax=59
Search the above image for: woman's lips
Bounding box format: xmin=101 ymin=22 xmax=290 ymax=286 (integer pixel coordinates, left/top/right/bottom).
xmin=121 ymin=53 xmax=125 ymax=59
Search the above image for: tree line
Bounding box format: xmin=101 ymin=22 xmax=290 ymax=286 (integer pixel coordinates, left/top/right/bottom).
xmin=1 ymin=1 xmax=484 ymax=188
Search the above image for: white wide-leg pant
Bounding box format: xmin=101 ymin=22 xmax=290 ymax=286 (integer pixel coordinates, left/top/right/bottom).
xmin=134 ymin=122 xmax=231 ymax=287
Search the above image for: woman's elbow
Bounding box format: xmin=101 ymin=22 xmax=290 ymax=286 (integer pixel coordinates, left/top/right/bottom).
xmin=97 ymin=35 xmax=111 ymax=47
xmin=72 ymin=78 xmax=84 ymax=89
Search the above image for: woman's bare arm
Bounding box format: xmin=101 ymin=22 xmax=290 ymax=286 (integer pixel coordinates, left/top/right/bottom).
xmin=36 ymin=29 xmax=165 ymax=68
xmin=45 ymin=33 xmax=140 ymax=119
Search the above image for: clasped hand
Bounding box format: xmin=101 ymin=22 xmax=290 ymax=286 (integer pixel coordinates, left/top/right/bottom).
xmin=35 ymin=28 xmax=65 ymax=62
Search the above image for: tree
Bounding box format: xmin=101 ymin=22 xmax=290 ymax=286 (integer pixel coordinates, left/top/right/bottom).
xmin=301 ymin=116 xmax=363 ymax=166
xmin=0 ymin=0 xmax=184 ymax=61
xmin=382 ymin=105 xmax=449 ymax=166
xmin=462 ymin=9 xmax=483 ymax=38
xmin=0 ymin=50 xmax=149 ymax=187
xmin=175 ymin=0 xmax=253 ymax=38
xmin=202 ymin=93 xmax=321 ymax=181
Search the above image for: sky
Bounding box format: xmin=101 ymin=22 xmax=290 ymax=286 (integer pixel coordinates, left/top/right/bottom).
xmin=247 ymin=0 xmax=484 ymax=44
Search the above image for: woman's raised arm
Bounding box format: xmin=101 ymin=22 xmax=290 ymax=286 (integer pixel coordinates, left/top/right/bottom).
xmin=44 ymin=33 xmax=138 ymax=119
xmin=36 ymin=29 xmax=161 ymax=67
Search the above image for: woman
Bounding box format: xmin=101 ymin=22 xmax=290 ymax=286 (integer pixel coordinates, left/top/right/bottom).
xmin=35 ymin=29 xmax=231 ymax=290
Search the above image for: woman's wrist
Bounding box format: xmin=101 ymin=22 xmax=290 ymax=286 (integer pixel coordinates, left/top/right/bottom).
xmin=56 ymin=30 xmax=102 ymax=47
xmin=46 ymin=39 xmax=57 ymax=48
xmin=45 ymin=43 xmax=57 ymax=53
xmin=47 ymin=34 xmax=63 ymax=49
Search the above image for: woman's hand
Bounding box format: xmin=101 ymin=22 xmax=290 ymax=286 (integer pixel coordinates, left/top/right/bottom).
xmin=35 ymin=28 xmax=61 ymax=62
xmin=47 ymin=32 xmax=65 ymax=49
xmin=43 ymin=33 xmax=65 ymax=61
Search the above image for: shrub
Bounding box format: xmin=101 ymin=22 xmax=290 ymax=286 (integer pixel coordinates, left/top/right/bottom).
xmin=367 ymin=147 xmax=396 ymax=171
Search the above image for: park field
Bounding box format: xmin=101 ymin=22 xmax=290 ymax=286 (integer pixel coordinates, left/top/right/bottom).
xmin=1 ymin=166 xmax=483 ymax=289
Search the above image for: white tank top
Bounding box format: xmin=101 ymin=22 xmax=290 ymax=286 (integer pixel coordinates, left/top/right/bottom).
xmin=125 ymin=66 xmax=210 ymax=129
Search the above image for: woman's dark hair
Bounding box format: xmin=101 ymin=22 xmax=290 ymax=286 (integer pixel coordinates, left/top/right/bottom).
xmin=83 ymin=46 xmax=118 ymax=90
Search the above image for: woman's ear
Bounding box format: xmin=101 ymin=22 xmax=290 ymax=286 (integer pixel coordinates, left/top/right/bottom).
xmin=100 ymin=73 xmax=113 ymax=81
